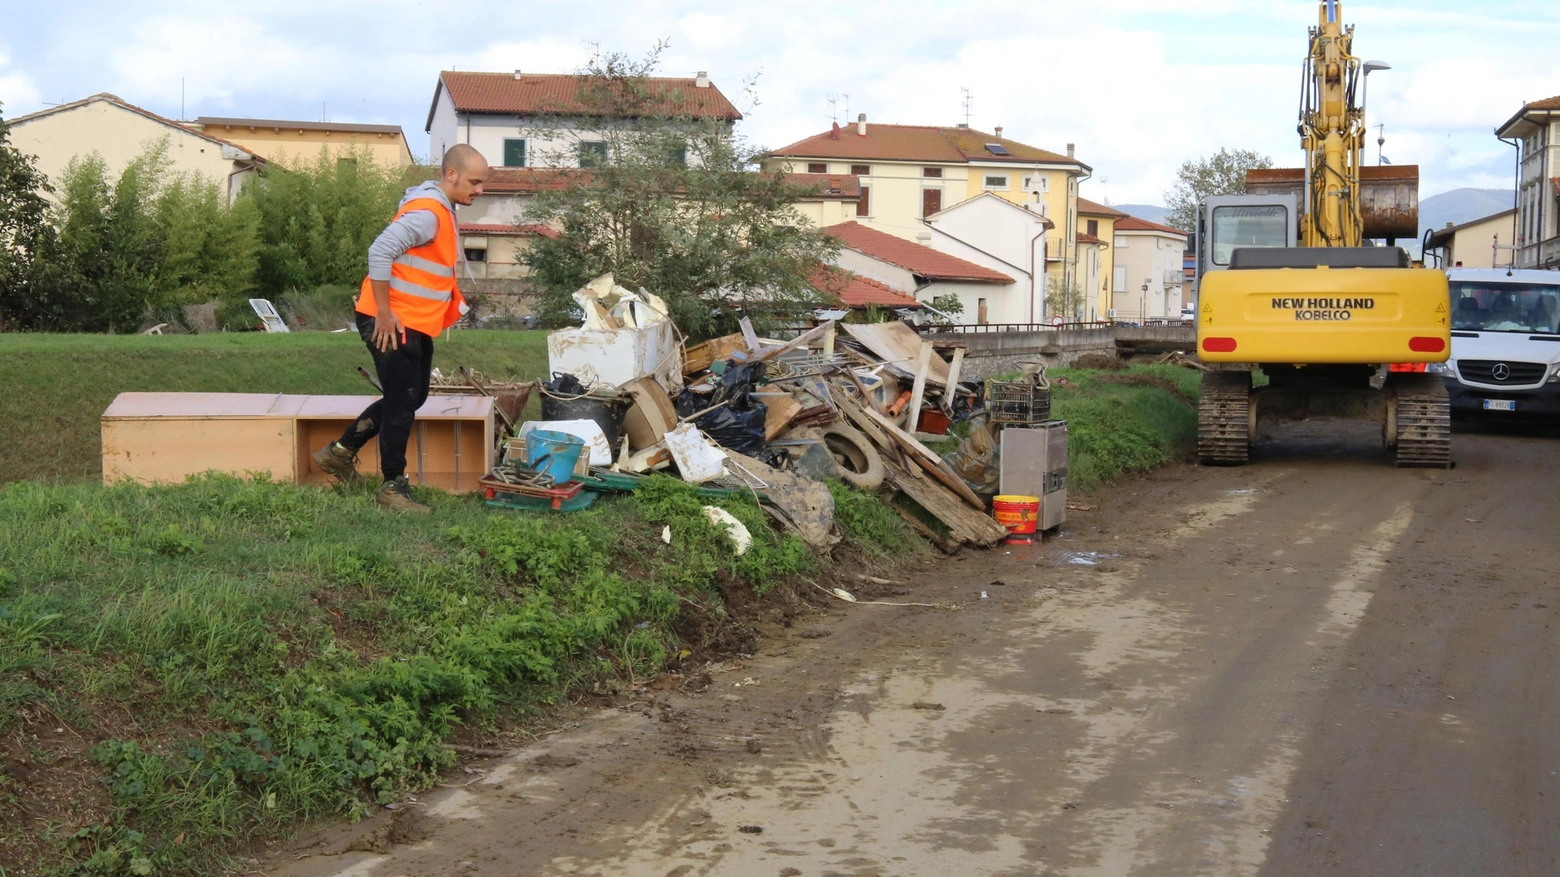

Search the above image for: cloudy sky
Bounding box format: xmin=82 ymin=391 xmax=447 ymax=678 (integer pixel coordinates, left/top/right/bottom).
xmin=3 ymin=0 xmax=1557 ymax=205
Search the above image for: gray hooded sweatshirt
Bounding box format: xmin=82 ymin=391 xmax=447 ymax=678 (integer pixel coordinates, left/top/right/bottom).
xmin=366 ymin=181 xmax=460 ymax=282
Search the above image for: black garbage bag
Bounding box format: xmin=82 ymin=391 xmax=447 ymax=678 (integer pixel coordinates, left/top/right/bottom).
xmin=674 ymin=359 xmax=770 ymax=455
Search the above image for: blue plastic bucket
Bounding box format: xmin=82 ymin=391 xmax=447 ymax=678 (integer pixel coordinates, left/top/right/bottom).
xmin=526 ymin=430 xmax=585 ymax=484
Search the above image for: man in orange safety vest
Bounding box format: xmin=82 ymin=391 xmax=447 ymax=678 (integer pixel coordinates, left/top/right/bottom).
xmin=311 ymin=144 xmax=487 ymax=511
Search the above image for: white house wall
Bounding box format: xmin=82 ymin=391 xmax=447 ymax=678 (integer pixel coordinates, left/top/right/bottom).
xmin=833 ymin=249 xmax=918 ymax=292
xmin=428 ymin=88 xmax=459 ymax=163
xmin=923 ymin=230 xmax=1034 ymax=324
xmin=1112 ymin=230 xmax=1187 ymax=320
xmin=918 ymin=279 xmax=1024 ymax=325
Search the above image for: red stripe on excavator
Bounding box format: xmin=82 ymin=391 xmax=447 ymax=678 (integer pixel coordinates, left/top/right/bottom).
xmin=1202 ymin=337 xmax=1237 ymax=353
xmin=1408 ymin=336 xmax=1446 ymax=353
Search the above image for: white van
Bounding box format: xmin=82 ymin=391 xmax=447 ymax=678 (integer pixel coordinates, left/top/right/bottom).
xmin=1433 ymin=268 xmax=1560 ymax=419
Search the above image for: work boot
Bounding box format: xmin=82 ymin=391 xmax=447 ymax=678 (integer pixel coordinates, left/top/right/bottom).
xmin=311 ymin=442 xmax=360 ymax=482
xmin=376 ymin=476 xmax=431 ymax=514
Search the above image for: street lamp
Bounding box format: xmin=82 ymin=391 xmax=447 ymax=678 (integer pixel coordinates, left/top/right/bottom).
xmin=1361 ymin=59 xmax=1390 ymax=125
xmin=1141 ymin=280 xmax=1150 ymax=323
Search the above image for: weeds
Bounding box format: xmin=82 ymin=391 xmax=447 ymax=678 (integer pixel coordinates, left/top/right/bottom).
xmin=0 ymin=473 xmax=907 ymax=875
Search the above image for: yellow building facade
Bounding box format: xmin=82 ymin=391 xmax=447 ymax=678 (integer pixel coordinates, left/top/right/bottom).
xmin=1077 ymin=197 xmax=1128 ymax=317
xmin=190 ymin=116 xmax=415 ymax=168
xmin=763 ymin=120 xmax=1089 ymax=294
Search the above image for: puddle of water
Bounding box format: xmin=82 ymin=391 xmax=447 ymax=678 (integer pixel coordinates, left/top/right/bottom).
xmin=1046 ymin=550 xmax=1124 ymax=567
xmin=1223 ymin=488 xmax=1264 ymax=496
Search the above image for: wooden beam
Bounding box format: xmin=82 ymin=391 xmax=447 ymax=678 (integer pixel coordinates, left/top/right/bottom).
xmin=903 ymin=340 xmax=933 ymax=430
xmin=942 ymin=348 xmax=965 ymax=415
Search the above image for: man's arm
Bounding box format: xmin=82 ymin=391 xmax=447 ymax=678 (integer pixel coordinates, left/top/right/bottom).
xmin=366 ymin=210 xmax=438 ymax=352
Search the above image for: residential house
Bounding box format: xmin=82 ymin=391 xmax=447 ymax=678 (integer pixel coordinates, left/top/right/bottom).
xmin=189 ymin=116 xmax=414 ymax=167
xmin=458 ymin=222 xmax=558 ymax=280
xmin=1424 ymin=209 xmax=1518 ymax=270
xmin=787 ymin=173 xmax=864 ymax=227
xmin=425 ymin=70 xmax=741 ymax=170
xmin=1495 ymin=95 xmax=1560 ymax=269
xmin=762 ymin=116 xmax=1090 ymax=293
xmin=1077 ymin=197 xmax=1128 ymax=319
xmin=1112 ymin=216 xmax=1189 ymax=321
xmin=825 ymin=221 xmax=1017 ymax=324
xmin=7 ymin=93 xmax=266 ymax=202
xmin=811 ymin=266 xmax=921 ymax=314
xmin=921 ymin=192 xmax=1053 ymax=323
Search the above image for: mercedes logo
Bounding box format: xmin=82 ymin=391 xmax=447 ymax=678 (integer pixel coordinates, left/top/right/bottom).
xmin=1492 ymin=363 xmax=1511 ymax=381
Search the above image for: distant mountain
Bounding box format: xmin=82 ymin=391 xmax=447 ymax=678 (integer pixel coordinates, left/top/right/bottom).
xmin=1114 ymin=203 xmax=1170 ymax=225
xmin=1418 ymin=188 xmax=1513 ymax=238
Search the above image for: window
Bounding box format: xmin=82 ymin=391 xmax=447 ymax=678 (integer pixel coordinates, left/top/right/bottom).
xmin=850 ymin=164 xmax=870 ymax=176
xmin=923 ymin=167 xmax=942 ymax=178
xmin=1210 ymin=204 xmax=1289 ymax=265
xmin=807 ymin=162 xmax=828 ymax=174
xmin=578 ymin=141 xmax=608 ymax=167
xmin=463 ymin=247 xmax=487 ymax=263
xmin=922 ymin=188 xmax=942 ymax=218
xmin=503 ymin=138 xmax=526 ymax=168
xmin=1087 ymin=219 xmax=1099 ymax=237
xmin=977 ymin=298 xmax=988 ymax=324
xmin=857 ymin=186 xmax=870 ymax=217
xmin=983 ymin=174 xmax=1010 ymax=190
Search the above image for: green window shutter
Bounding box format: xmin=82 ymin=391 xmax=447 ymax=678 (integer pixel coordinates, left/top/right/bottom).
xmin=503 ymin=139 xmax=526 ymax=168
xmin=578 ymin=141 xmax=608 ymax=167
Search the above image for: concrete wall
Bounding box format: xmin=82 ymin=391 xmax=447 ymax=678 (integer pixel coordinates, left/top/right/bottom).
xmin=934 ymin=324 xmax=1197 ymax=378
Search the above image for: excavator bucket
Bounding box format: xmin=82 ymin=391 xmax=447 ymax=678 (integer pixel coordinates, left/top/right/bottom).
xmin=1245 ymin=165 xmax=1420 ymax=240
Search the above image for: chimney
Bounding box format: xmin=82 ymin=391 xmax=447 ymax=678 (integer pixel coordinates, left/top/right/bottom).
xmin=695 ymin=70 xmax=710 ymax=88
xmin=857 ymin=113 xmax=867 ymax=136
xmin=995 ymin=125 xmax=1003 ymax=138
xmin=1066 ymin=142 xmax=1075 ymax=159
xmin=513 ymin=69 xmax=522 ymax=80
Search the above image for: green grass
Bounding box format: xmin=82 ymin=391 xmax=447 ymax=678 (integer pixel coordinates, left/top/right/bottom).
xmin=1046 ymin=363 xmax=1200 ymax=491
xmin=0 ymin=473 xmax=917 ymax=876
xmin=0 ymin=331 xmax=550 ymax=485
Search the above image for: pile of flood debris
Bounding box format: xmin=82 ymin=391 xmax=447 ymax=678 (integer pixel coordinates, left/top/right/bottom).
xmin=486 ymin=274 xmax=1063 ymax=552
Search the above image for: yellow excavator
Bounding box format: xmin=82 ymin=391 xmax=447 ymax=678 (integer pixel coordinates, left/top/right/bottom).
xmin=1195 ymin=0 xmax=1452 ymax=467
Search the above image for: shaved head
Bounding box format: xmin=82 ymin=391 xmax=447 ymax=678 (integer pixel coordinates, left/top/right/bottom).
xmin=442 ymin=143 xmax=485 ymax=175
xmin=438 ymin=144 xmax=487 ymax=206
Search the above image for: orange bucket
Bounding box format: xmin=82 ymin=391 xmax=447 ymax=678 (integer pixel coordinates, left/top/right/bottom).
xmin=992 ymin=494 xmax=1040 ymax=543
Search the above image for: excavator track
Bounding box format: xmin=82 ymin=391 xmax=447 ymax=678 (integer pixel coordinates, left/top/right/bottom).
xmin=1198 ymin=371 xmax=1253 ymax=466
xmin=1391 ymin=373 xmax=1452 ymax=468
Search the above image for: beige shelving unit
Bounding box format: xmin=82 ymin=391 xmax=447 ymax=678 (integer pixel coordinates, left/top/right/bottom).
xmin=102 ymin=392 xmax=494 ymax=492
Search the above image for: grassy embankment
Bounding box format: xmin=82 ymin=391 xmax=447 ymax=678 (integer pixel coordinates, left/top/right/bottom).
xmin=0 ymin=332 xmax=550 ymax=485
xmin=0 ymin=335 xmax=1199 ymax=875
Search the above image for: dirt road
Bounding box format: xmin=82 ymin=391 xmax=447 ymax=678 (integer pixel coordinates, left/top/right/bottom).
xmin=266 ymin=424 xmax=1560 ymax=877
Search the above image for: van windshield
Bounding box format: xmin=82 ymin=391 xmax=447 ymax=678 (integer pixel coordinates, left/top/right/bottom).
xmin=1450 ymin=281 xmax=1560 ymax=333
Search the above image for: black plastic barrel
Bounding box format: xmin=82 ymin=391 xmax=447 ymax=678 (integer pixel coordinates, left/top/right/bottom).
xmin=539 ymin=376 xmax=630 ymax=452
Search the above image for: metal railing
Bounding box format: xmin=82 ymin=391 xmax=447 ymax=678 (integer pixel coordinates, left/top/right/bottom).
xmin=922 ymin=320 xmax=1112 ymax=334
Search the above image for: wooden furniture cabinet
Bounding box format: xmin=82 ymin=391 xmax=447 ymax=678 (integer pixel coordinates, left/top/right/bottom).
xmin=102 ymin=393 xmax=494 ymax=492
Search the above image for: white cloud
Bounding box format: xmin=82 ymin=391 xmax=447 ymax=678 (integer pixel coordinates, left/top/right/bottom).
xmin=0 ymin=47 xmax=43 ymax=117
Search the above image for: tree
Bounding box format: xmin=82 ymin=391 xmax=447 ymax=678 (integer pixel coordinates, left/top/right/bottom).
xmin=239 ymin=146 xmax=411 ymax=296
xmin=521 ymin=45 xmax=839 ymax=338
xmin=1045 ymin=276 xmax=1085 ymax=322
xmin=925 ymin=292 xmax=965 ymax=324
xmin=0 ymin=103 xmax=70 ymax=330
xmin=1162 ymin=147 xmax=1274 ymax=232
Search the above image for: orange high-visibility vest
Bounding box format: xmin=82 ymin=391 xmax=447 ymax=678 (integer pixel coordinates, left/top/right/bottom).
xmin=356 ymin=196 xmax=466 ymax=337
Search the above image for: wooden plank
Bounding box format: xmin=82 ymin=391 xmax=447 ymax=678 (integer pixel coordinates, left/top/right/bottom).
xmin=888 ymin=465 xmax=1008 ymax=547
xmin=822 ymin=322 xmax=837 ymax=360
xmin=903 ymin=340 xmax=933 ymax=430
xmin=942 ymin=348 xmax=965 ymax=415
xmin=838 ymin=323 xmax=951 ymax=386
xmin=751 ymin=320 xmax=834 ymax=364
xmin=862 ymin=405 xmax=986 ymax=510
xmin=103 ymin=392 xmax=306 ymax=420
xmin=761 ymin=394 xmax=804 ymax=440
xmin=103 ymin=417 xmax=297 ymax=485
xmin=739 ymin=316 xmax=760 ymax=353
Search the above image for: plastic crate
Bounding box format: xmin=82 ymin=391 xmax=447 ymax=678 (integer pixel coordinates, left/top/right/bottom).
xmin=986 ymin=380 xmax=1052 ymax=425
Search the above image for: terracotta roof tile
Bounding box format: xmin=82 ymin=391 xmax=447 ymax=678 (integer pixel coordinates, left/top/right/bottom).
xmin=1076 ymin=196 xmax=1128 ymax=217
xmin=195 ymin=116 xmax=405 ymax=136
xmin=1114 ymin=215 xmax=1189 ymax=236
xmin=437 ymin=72 xmax=742 ymax=120
xmin=1525 ymin=95 xmax=1560 ymax=111
xmin=477 ymin=167 xmax=593 ymax=193
xmin=459 ymin=222 xmax=559 ymax=238
xmin=826 ymin=221 xmax=1014 ymax=283
xmin=1076 ymin=231 xmax=1105 ymax=245
xmin=811 ymin=266 xmax=921 ymax=309
xmin=785 ymin=172 xmax=862 ymax=199
xmin=770 ymin=123 xmax=1082 ymax=167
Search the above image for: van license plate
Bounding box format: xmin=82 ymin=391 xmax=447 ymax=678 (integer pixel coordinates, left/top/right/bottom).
xmin=1483 ymin=399 xmax=1516 ymax=411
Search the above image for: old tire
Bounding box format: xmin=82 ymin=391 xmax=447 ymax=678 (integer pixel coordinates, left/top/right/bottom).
xmin=821 ymin=423 xmax=885 ymax=490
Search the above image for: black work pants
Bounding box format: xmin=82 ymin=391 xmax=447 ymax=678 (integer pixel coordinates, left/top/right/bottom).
xmin=338 ymin=312 xmax=434 ymax=481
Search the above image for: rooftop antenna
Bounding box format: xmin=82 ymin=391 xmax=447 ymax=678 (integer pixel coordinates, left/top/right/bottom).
xmin=1375 ymin=123 xmax=1385 ymax=165
xmin=960 ymin=86 xmax=973 ymax=126
xmin=826 ymin=94 xmax=838 ymax=123
xmin=842 ymin=93 xmax=849 ymax=122
xmin=1101 ymin=175 xmax=1110 ymax=206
